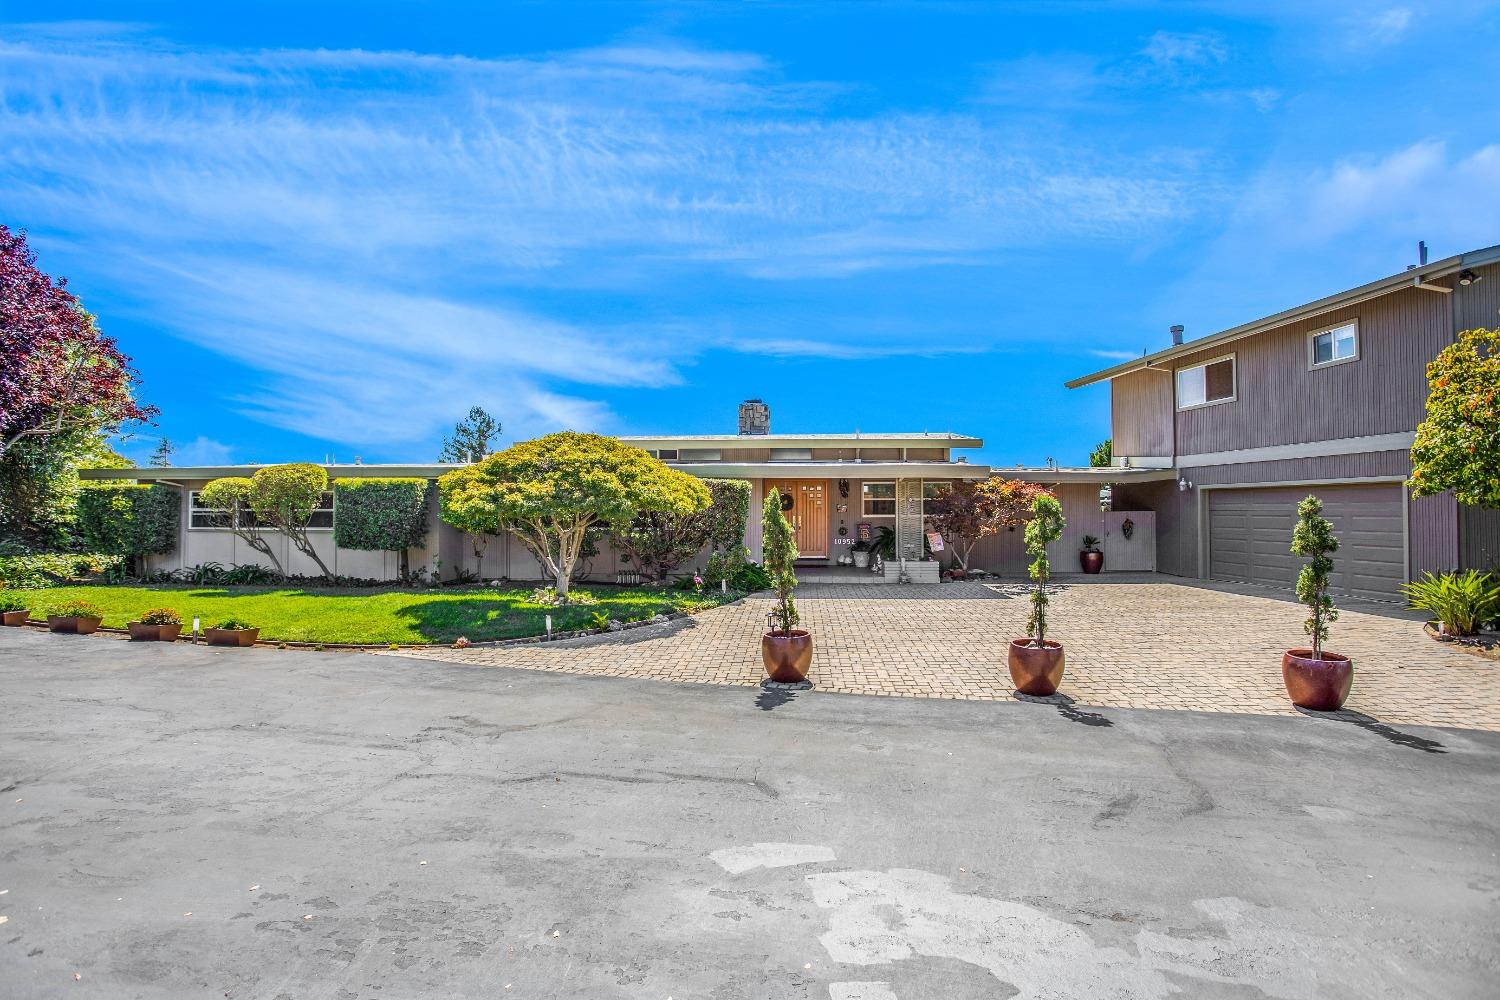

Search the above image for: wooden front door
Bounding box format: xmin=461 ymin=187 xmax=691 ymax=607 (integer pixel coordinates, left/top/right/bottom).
xmin=765 ymin=480 xmax=828 ymax=558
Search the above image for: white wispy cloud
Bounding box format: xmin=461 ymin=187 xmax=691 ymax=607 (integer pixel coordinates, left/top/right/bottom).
xmin=0 ymin=29 xmax=1211 ymax=447
xmin=1142 ymin=31 xmax=1229 ymax=68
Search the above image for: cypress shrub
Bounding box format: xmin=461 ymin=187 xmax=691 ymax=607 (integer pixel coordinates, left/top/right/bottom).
xmin=333 ymin=478 xmax=431 ymax=578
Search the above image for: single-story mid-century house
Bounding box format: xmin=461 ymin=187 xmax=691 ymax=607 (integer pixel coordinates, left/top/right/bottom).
xmin=80 ymin=399 xmax=1170 ymax=585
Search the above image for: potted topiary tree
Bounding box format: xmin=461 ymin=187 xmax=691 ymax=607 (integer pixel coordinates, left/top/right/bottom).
xmin=760 ymin=489 xmax=812 ymax=683
xmin=0 ymin=592 xmax=31 ymax=626
xmin=1282 ymin=496 xmax=1352 ymax=711
xmin=128 ymin=607 xmax=183 ymax=642
xmin=205 ymin=618 xmax=260 ymax=647
xmin=46 ymin=598 xmax=104 ymax=634
xmin=1007 ymin=493 xmax=1066 ymax=695
xmin=1079 ymin=535 xmax=1103 ymax=574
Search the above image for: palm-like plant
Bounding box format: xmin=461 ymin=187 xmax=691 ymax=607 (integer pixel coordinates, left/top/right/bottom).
xmin=1401 ymin=570 xmax=1500 ymax=636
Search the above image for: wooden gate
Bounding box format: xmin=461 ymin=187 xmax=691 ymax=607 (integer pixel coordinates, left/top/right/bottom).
xmin=764 ymin=480 xmax=828 ymax=558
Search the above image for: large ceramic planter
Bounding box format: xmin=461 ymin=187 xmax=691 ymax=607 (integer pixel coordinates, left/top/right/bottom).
xmin=1282 ymin=649 xmax=1353 ymax=711
xmin=761 ymin=629 xmax=813 ymax=683
xmin=205 ymin=627 xmax=260 ymax=648
xmin=1 ymin=609 xmax=30 ymax=627
xmin=1007 ymin=639 xmax=1065 ymax=696
xmin=1079 ymin=550 xmax=1103 ymax=574
xmin=47 ymin=615 xmax=102 ymax=635
xmin=852 ymin=551 xmax=871 ymax=569
xmin=128 ymin=622 xmax=183 ymax=642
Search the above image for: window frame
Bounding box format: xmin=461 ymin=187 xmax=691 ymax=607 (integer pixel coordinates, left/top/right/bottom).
xmin=1174 ymin=353 xmax=1237 ymax=411
xmin=677 ymin=448 xmax=721 ymax=462
xmin=1307 ymin=320 xmax=1359 ymax=371
xmin=862 ymin=480 xmax=897 ymax=517
xmin=186 ymin=489 xmax=335 ymax=531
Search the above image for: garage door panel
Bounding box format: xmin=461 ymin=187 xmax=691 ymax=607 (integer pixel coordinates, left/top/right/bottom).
xmin=1209 ymin=484 xmax=1404 ymax=602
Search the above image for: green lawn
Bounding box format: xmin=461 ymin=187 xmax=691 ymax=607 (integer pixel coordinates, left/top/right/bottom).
xmin=4 ymin=583 xmax=737 ymax=645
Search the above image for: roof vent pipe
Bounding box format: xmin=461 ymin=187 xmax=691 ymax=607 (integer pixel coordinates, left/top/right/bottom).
xmin=1170 ymin=324 xmax=1185 ymax=346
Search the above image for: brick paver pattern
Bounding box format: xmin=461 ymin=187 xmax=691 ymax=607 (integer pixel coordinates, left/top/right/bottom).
xmin=390 ymin=578 xmax=1500 ymax=731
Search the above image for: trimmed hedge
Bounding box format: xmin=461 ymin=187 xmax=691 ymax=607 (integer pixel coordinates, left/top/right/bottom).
xmin=333 ymin=477 xmax=430 ymax=556
xmin=0 ymin=553 xmax=123 ymax=589
xmin=76 ymin=483 xmax=180 ymax=561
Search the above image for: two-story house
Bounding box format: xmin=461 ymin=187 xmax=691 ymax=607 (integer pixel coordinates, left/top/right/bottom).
xmin=1067 ymin=243 xmax=1500 ymax=602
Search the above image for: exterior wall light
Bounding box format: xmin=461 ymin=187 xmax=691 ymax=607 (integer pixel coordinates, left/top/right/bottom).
xmin=1178 ymin=477 xmax=1193 ymax=492
xmin=1458 ymin=269 xmax=1481 ymax=286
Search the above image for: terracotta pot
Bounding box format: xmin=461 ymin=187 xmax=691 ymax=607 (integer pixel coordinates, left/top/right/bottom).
xmin=128 ymin=622 xmax=183 ymax=642
xmin=1079 ymin=550 xmax=1103 ymax=574
xmin=761 ymin=629 xmax=813 ymax=683
xmin=205 ymin=627 xmax=260 ymax=647
xmin=949 ymin=568 xmax=967 ymax=580
xmin=1007 ymin=639 xmax=1065 ymax=696
xmin=1 ymin=609 xmax=30 ymax=627
xmin=47 ymin=615 xmax=102 ymax=635
xmin=1282 ymin=649 xmax=1353 ymax=711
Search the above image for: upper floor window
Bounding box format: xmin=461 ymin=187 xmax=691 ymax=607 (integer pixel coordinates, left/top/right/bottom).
xmin=769 ymin=448 xmax=813 ymax=461
xmin=1309 ymin=321 xmax=1358 ymax=369
xmin=645 ymin=448 xmax=680 ymax=461
xmin=677 ymin=448 xmax=721 ymax=461
xmin=1176 ymin=355 xmax=1236 ymax=410
xmin=862 ymin=481 xmax=896 ymax=516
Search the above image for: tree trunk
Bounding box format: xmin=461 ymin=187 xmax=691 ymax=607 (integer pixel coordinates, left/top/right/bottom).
xmin=245 ymin=536 xmax=285 ymax=579
xmin=293 ymin=535 xmax=334 ymax=582
xmin=399 ymin=548 xmax=410 ymax=579
xmin=554 ymin=568 xmax=570 ymax=599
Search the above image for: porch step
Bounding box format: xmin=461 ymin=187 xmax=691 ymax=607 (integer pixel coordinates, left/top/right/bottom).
xmin=883 ymin=560 xmax=942 ymax=584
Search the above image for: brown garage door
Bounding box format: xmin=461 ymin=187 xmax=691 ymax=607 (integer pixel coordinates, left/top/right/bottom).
xmin=1208 ymin=484 xmax=1405 ymax=602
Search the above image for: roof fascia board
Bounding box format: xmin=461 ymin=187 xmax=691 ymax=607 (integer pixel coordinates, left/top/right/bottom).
xmin=1066 ymin=243 xmax=1500 ymax=389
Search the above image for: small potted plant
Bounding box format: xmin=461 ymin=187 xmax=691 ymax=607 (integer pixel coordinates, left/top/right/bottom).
xmin=0 ymin=592 xmax=31 ymax=626
xmin=1008 ymin=493 xmax=1066 ymax=696
xmin=1079 ymin=535 xmax=1103 ymax=574
xmin=205 ymin=617 xmax=260 ymax=647
xmin=46 ymin=598 xmax=105 ymax=635
xmin=128 ymin=607 xmax=183 ymax=642
xmin=1282 ymin=496 xmax=1352 ymax=711
xmin=760 ymin=490 xmax=812 ymax=683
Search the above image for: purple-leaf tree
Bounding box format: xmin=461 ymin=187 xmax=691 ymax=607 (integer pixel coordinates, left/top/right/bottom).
xmin=1 ymin=226 xmax=155 ymax=459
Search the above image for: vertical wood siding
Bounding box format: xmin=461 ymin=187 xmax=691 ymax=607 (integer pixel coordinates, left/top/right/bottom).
xmin=1170 ymin=285 xmax=1450 ymax=455
xmin=1454 ymin=262 xmax=1500 ymax=331
xmin=1460 ymin=505 xmax=1500 ymax=571
xmin=1407 ymin=491 xmax=1459 ymax=578
xmin=1110 ymin=368 xmax=1173 ymax=458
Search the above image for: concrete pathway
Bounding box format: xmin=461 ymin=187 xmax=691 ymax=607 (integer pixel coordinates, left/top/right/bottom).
xmin=396 ymin=578 xmax=1500 ymax=731
xmin=1 ymin=630 xmax=1497 ymax=998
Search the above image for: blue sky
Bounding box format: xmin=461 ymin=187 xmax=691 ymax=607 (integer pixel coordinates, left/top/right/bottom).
xmin=3 ymin=1 xmax=1498 ymax=468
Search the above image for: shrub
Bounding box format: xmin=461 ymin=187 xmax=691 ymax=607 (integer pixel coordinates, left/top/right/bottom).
xmin=212 ymin=617 xmax=254 ymax=631
xmin=1291 ymin=496 xmax=1339 ymax=658
xmin=0 ymin=592 xmax=28 ymax=612
xmin=48 ymin=597 xmax=103 ymax=619
xmin=0 ymin=553 xmax=122 ymax=589
xmin=1410 ymin=326 xmax=1500 ymax=508
xmin=139 ymin=607 xmax=182 ymax=626
xmin=731 ymin=561 xmax=772 ymax=592
xmin=763 ymin=490 xmax=799 ymax=635
xmin=77 ymin=483 xmax=180 ymax=572
xmin=1401 ymin=570 xmax=1500 ymax=636
xmin=333 ymin=478 xmax=430 ymax=577
xmin=1023 ymin=493 xmax=1065 ymax=645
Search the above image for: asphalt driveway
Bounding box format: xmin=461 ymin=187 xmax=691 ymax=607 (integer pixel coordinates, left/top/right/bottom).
xmin=2 ymin=628 xmax=1498 ymax=998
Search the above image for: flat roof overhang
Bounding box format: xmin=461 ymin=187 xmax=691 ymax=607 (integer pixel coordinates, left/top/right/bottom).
xmin=79 ymin=464 xmax=463 ymax=481
xmin=1065 ymin=243 xmax=1500 ymax=389
xmin=620 ymin=433 xmax=983 ymax=449
xmin=990 ymin=466 xmax=1179 ymax=484
xmin=667 ymin=461 xmax=993 ymax=479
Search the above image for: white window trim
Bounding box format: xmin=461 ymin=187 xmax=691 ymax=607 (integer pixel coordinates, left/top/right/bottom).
xmin=862 ymin=480 xmax=897 ymax=517
xmin=187 ymin=490 xmax=335 ymax=531
xmin=1307 ymin=319 xmax=1360 ymax=371
xmin=1175 ymin=353 xmax=1237 ymax=411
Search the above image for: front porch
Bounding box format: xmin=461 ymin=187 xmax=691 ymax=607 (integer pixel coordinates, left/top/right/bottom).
xmin=795 ymin=560 xmax=942 ymax=585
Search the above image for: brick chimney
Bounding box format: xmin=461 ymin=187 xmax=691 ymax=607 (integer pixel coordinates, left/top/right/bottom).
xmin=738 ymin=399 xmax=770 ymax=435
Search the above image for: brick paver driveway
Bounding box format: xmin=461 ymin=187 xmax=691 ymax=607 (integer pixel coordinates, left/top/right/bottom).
xmin=395 ymin=575 xmax=1500 ymax=731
